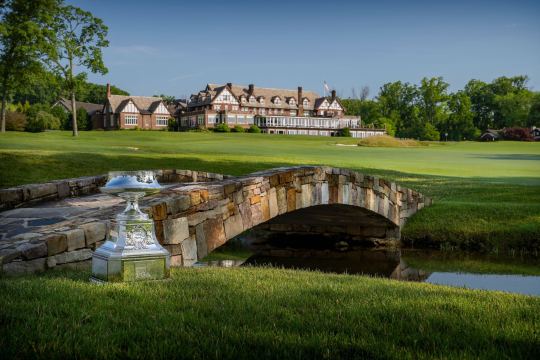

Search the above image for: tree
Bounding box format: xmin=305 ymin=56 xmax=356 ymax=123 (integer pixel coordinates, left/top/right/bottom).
xmin=444 ymin=91 xmax=478 ymax=140
xmin=79 ymin=82 xmax=128 ymax=104
xmin=527 ymin=94 xmax=540 ymax=127
xmin=153 ymin=94 xmax=175 ymax=105
xmin=464 ymin=79 xmax=494 ymax=131
xmin=418 ymin=77 xmax=449 ymax=127
xmin=43 ymin=4 xmax=108 ymax=136
xmin=494 ymin=90 xmax=533 ymax=128
xmin=0 ymin=0 xmax=58 ymax=133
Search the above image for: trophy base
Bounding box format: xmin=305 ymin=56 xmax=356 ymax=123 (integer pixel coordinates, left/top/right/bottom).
xmin=91 ymin=246 xmax=170 ymax=283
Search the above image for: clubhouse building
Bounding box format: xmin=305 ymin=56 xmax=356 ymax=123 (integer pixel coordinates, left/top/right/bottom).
xmin=181 ymin=83 xmax=385 ymax=138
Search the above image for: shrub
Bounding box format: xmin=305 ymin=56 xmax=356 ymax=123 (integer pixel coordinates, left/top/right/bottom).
xmin=167 ymin=117 xmax=177 ymax=132
xmin=247 ymin=124 xmax=261 ymax=133
xmin=232 ymin=125 xmax=245 ymax=133
xmin=188 ymin=125 xmax=211 ymax=133
xmin=421 ymin=123 xmax=440 ymax=141
xmin=213 ymin=123 xmax=231 ymax=132
xmin=5 ymin=111 xmax=27 ymax=131
xmin=502 ymin=127 xmax=534 ymax=141
xmin=26 ymin=111 xmax=60 ymax=132
xmin=49 ymin=106 xmax=69 ymax=129
xmin=337 ymin=127 xmax=352 ymax=137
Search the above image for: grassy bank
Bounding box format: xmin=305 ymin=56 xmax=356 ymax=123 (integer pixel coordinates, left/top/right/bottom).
xmin=1 ymin=131 xmax=539 ymax=251
xmin=0 ymin=267 xmax=538 ymax=359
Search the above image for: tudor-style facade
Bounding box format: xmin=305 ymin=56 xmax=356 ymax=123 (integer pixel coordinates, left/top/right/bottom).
xmin=101 ymin=84 xmax=172 ymax=130
xmin=180 ymin=83 xmax=385 ymax=138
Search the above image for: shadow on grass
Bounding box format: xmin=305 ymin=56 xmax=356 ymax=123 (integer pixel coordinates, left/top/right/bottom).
xmin=471 ymin=153 xmax=540 ymax=161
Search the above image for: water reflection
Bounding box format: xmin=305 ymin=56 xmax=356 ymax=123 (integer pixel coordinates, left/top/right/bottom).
xmin=197 ymin=248 xmax=540 ymax=296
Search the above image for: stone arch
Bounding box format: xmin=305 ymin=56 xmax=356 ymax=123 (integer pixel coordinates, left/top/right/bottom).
xmin=148 ymin=166 xmax=431 ymax=266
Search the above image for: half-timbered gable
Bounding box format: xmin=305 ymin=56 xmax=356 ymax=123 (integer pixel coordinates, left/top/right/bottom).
xmin=104 ymin=93 xmax=171 ymax=130
xmin=181 ymin=83 xmax=380 ymax=138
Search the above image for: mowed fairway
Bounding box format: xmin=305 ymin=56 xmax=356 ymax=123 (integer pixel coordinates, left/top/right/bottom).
xmin=1 ymin=131 xmax=540 ymax=250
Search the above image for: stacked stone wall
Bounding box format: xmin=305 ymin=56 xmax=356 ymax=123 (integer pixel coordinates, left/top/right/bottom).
xmin=0 ymin=169 xmax=229 ymax=211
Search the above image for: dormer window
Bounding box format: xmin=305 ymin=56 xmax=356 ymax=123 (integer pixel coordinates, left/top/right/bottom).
xmin=258 ymin=97 xmax=265 ymax=105
xmin=303 ymin=99 xmax=309 ymax=106
xmin=240 ymin=96 xmax=246 ymax=103
xmin=273 ymin=97 xmax=281 ymax=105
xmin=288 ymin=98 xmax=296 ymax=105
xmin=249 ymin=96 xmax=256 ymax=103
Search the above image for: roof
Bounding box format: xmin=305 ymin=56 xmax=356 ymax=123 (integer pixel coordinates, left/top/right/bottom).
xmin=55 ymin=98 xmax=103 ymax=115
xmin=107 ymin=95 xmax=170 ymax=115
xmin=188 ymin=83 xmax=323 ymax=110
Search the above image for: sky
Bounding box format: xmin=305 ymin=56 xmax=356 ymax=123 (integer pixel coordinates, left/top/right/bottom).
xmin=68 ymin=0 xmax=540 ymax=99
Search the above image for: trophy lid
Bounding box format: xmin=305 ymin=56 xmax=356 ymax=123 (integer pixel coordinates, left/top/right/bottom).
xmin=100 ymin=170 xmax=163 ymax=195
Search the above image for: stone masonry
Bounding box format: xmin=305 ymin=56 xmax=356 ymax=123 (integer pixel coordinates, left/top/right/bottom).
xmin=0 ymin=166 xmax=431 ymax=274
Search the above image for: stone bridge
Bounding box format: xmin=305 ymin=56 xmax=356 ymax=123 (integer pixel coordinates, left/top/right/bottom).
xmin=148 ymin=166 xmax=431 ymax=266
xmin=0 ymin=166 xmax=431 ymax=273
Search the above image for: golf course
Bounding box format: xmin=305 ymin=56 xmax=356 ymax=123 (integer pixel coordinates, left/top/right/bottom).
xmin=1 ymin=131 xmax=539 ymax=359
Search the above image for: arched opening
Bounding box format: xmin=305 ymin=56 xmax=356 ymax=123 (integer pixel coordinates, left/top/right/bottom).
xmin=200 ymin=204 xmax=403 ymax=276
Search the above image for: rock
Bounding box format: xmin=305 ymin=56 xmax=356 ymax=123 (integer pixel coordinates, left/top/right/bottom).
xmin=45 ymin=233 xmax=68 ymax=256
xmin=181 ymin=236 xmax=198 ymax=263
xmin=166 ymin=195 xmax=191 ymax=214
xmin=52 ymin=249 xmax=93 ymax=265
xmin=286 ymin=188 xmax=296 ymax=211
xmin=162 ymin=217 xmax=189 ymax=244
xmin=16 ymin=242 xmax=47 ymax=260
xmin=61 ymin=229 xmax=86 ymax=251
xmin=81 ymin=222 xmax=107 ymax=246
xmin=170 ymin=255 xmax=183 ymax=267
xmin=224 ymin=214 xmax=244 ymax=239
xmin=0 ymin=248 xmax=22 ymax=264
xmin=3 ymin=258 xmax=46 ymax=275
xmin=152 ymin=202 xmax=168 ymax=220
xmin=163 ymin=244 xmax=182 ymax=256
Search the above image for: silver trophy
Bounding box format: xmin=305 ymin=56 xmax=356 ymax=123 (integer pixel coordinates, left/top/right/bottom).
xmin=90 ymin=171 xmax=170 ymax=283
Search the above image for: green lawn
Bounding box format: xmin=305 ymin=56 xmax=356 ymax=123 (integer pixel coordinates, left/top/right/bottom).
xmin=1 ymin=131 xmax=539 ymax=251
xmin=0 ymin=267 xmax=538 ymax=359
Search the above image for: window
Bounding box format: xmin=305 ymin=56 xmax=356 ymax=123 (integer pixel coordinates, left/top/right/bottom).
xmin=232 ymin=105 xmax=238 ymax=111
xmin=214 ymin=105 xmax=221 ymax=110
xmin=258 ymin=97 xmax=265 ymax=104
xmin=289 ymin=98 xmax=296 ymax=105
xmin=156 ymin=116 xmax=168 ymax=126
xmin=273 ymin=97 xmax=281 ymax=105
xmin=290 ymin=110 xmax=297 ymax=116
xmin=125 ymin=115 xmax=138 ymax=125
xmin=303 ymin=99 xmax=309 ymax=106
xmin=249 ymin=96 xmax=256 ymax=103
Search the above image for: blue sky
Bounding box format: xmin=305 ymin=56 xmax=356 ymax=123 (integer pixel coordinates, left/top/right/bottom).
xmin=69 ymin=0 xmax=540 ymax=99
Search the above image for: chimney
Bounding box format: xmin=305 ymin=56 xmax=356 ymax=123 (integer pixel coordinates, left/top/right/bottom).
xmin=106 ymin=83 xmax=111 ymax=98
xmin=226 ymin=82 xmax=232 ymax=88
xmin=248 ymin=84 xmax=254 ymax=94
xmin=298 ymin=86 xmax=303 ymax=114
xmin=331 ymin=90 xmax=336 ymax=101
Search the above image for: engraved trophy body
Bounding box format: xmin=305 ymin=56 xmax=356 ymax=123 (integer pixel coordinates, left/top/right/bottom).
xmin=90 ymin=171 xmax=170 ymax=282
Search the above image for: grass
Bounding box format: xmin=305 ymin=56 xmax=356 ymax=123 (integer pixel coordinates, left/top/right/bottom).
xmin=1 ymin=131 xmax=539 ymax=251
xmin=0 ymin=267 xmax=539 ymax=359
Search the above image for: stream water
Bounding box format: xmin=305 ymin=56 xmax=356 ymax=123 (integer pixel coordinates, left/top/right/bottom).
xmin=197 ymin=247 xmax=540 ymax=296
